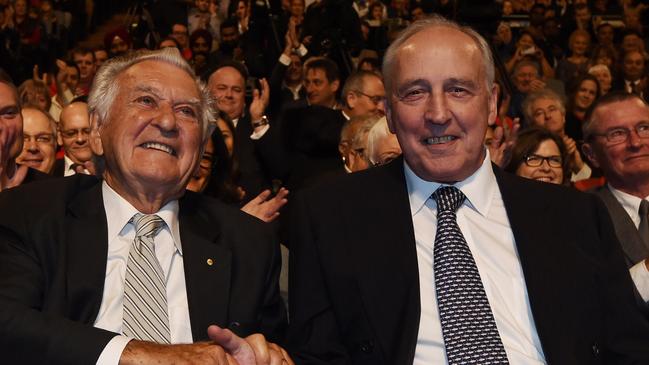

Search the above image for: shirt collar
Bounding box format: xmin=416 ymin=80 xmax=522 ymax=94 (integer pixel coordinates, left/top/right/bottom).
xmin=101 ymin=181 xmax=183 ymax=254
xmin=404 ymin=149 xmax=497 ymax=216
xmin=608 ymin=183 xmax=647 ymax=220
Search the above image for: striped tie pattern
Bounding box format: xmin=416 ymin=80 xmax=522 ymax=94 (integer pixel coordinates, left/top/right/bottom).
xmin=432 ymin=186 xmax=509 ymax=365
xmin=122 ymin=213 xmax=171 ymax=344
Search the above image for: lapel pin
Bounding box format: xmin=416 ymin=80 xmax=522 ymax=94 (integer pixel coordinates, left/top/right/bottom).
xmin=206 ymin=258 xmax=214 ymax=266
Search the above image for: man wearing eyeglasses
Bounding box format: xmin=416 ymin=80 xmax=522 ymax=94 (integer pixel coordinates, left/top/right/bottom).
xmin=340 ymin=71 xmax=385 ymax=119
xmin=583 ymin=91 xmax=649 ymax=304
xmin=53 ymin=101 xmax=93 ymax=176
xmin=15 ymin=107 xmax=57 ymax=174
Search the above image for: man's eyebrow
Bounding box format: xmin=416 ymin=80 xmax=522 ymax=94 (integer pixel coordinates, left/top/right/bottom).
xmin=445 ymin=78 xmax=478 ymax=90
xmin=133 ymin=85 xmax=162 ymax=98
xmin=395 ymin=78 xmax=429 ymax=94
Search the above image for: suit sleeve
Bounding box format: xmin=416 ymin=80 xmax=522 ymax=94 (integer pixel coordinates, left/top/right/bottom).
xmin=0 ymin=197 xmax=116 ymax=364
xmin=287 ymin=192 xmax=351 ymax=364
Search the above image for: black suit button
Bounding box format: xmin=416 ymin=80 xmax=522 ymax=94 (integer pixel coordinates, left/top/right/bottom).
xmin=592 ymin=344 xmax=600 ymax=356
xmin=359 ymin=341 xmax=374 ymax=353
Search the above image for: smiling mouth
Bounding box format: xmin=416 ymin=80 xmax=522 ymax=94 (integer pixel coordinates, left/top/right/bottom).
xmin=533 ymin=176 xmax=554 ymax=183
xmin=422 ymin=136 xmax=457 ymax=145
xmin=140 ymin=142 xmax=176 ymax=156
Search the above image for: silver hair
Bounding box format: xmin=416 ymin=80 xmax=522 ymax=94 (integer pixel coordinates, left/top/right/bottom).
xmin=522 ymin=88 xmax=566 ymax=126
xmin=381 ymin=15 xmax=495 ymax=102
xmin=367 ymin=116 xmax=395 ymax=165
xmin=87 ymin=47 xmax=215 ymax=138
xmin=588 ymin=64 xmax=611 ymax=77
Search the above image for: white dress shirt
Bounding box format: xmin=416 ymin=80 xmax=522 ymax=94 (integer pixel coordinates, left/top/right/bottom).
xmin=95 ymin=181 xmax=192 ymax=364
xmin=608 ymin=185 xmax=649 ymax=302
xmin=407 ymin=152 xmax=546 ymax=364
xmin=63 ymin=155 xmax=90 ymax=176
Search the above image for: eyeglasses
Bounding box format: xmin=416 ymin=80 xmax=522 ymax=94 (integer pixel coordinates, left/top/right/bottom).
xmin=589 ymin=123 xmax=649 ymax=144
xmin=60 ymin=128 xmax=91 ymax=139
xmin=524 ymin=154 xmax=562 ymax=168
xmin=371 ymin=153 xmax=399 ymax=167
xmin=355 ymin=91 xmax=384 ymax=105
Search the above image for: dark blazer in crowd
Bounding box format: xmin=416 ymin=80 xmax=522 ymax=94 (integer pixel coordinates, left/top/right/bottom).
xmin=287 ymin=157 xmax=649 ymax=364
xmin=0 ymin=175 xmax=287 ymax=364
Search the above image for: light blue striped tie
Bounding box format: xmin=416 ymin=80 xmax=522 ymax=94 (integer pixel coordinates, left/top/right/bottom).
xmin=122 ymin=213 xmax=171 ymax=344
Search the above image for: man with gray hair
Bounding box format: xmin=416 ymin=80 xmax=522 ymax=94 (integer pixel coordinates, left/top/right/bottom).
xmin=0 ymin=49 xmax=291 ymax=365
xmin=288 ymin=15 xmax=649 ymax=364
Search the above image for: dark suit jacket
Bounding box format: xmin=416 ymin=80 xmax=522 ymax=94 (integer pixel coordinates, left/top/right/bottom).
xmin=287 ymin=157 xmax=649 ymax=364
xmin=0 ymin=175 xmax=287 ymax=364
xmin=593 ymin=185 xmax=649 ymax=267
xmin=235 ymin=113 xmax=271 ymax=202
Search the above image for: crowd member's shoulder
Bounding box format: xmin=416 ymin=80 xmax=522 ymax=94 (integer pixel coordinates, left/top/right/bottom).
xmin=0 ymin=173 xmax=98 ymax=209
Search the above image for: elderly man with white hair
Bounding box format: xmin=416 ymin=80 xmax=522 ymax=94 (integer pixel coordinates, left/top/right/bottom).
xmin=366 ymin=116 xmax=401 ymax=167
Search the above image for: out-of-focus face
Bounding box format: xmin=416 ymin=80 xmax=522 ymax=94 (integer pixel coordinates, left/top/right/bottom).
xmin=584 ymin=99 xmax=649 ymax=190
xmin=16 ymin=108 xmax=56 ymax=173
xmin=59 ymin=102 xmax=92 ymax=164
xmin=371 ymin=4 xmax=383 ymax=19
xmin=187 ymin=135 xmax=214 ymax=193
xmin=66 ymin=66 xmax=80 ymax=92
xmin=497 ymin=23 xmax=512 ymax=44
xmin=221 ymin=26 xmax=239 ymax=44
xmin=89 ymin=60 xmax=203 ymax=203
xmin=159 ymin=39 xmax=179 ymax=49
xmin=74 ymin=52 xmax=96 ymax=82
xmin=530 ymin=97 xmax=565 ymax=135
xmin=235 ymin=0 xmax=247 ymax=20
xmin=622 ymin=34 xmax=643 ymax=54
xmin=208 ymin=66 xmax=245 ymax=120
xmin=216 ymin=118 xmax=233 ymax=156
xmin=15 ymin=0 xmax=26 ymax=16
xmin=0 ymin=83 xmax=23 ymax=161
xmin=110 ymin=36 xmax=129 ymax=56
xmin=290 ymin=0 xmax=304 ymax=17
xmin=502 ymin=0 xmax=513 ymax=15
xmin=94 ymin=49 xmax=108 ymax=68
xmin=513 ymin=64 xmax=538 ymax=94
xmin=171 ymin=24 xmax=189 ymax=48
xmin=623 ymin=51 xmax=645 ymax=81
xmin=515 ymin=139 xmax=564 ymax=184
xmin=570 ymin=34 xmax=589 ymax=56
xmin=590 ymin=68 xmax=612 ymax=94
xmin=574 ymin=79 xmax=598 ymax=110
xmin=596 ymin=24 xmax=614 ymax=46
xmin=286 ymin=54 xmax=302 ymax=84
xmin=575 ymin=7 xmax=591 ymax=24
xmin=195 ymin=0 xmax=209 ymax=12
xmin=411 ymin=7 xmax=424 ymax=21
xmin=192 ymin=36 xmax=210 ymax=54
xmin=346 ymin=74 xmax=385 ymax=117
xmin=517 ymin=33 xmax=535 ymax=50
xmin=385 ymin=25 xmax=497 ymax=183
xmin=304 ymin=68 xmax=339 ymax=107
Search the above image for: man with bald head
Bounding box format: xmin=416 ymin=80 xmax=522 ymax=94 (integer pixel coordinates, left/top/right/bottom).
xmin=16 ymin=107 xmax=57 ymax=174
xmin=53 ymin=101 xmax=93 ymax=176
xmin=288 ymin=16 xmax=649 ymax=364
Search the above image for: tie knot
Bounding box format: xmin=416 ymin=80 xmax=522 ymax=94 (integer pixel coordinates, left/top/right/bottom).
xmin=432 ymin=186 xmax=466 ymax=213
xmin=132 ymin=213 xmax=165 ymax=238
xmin=640 ymin=200 xmax=649 ymax=216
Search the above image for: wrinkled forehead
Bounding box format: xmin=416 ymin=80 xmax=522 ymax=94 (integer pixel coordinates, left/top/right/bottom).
xmin=593 ymin=100 xmax=649 ymax=128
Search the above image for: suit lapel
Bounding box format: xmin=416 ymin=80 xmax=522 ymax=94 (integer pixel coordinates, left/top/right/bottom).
xmin=65 ymin=179 xmax=108 ymax=324
xmin=179 ymin=194 xmax=232 ymax=341
xmin=597 ymin=187 xmax=649 ymax=266
xmin=350 ymin=158 xmax=421 ymax=363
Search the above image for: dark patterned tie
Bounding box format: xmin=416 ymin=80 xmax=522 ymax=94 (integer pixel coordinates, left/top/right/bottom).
xmin=122 ymin=213 xmax=171 ymax=344
xmin=638 ymin=200 xmax=649 ymax=249
xmin=432 ymin=186 xmax=509 ymax=365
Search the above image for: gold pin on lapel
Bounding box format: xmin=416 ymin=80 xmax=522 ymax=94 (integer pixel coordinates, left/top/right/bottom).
xmin=206 ymin=258 xmax=214 ymax=266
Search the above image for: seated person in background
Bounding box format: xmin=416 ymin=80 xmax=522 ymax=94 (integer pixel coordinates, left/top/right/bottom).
xmin=339 ymin=114 xmax=379 ymax=173
xmin=505 ymin=126 xmax=570 ymax=185
xmin=0 ymin=49 xmax=291 ymax=365
xmin=15 ymin=106 xmax=57 ymax=174
xmin=522 ymin=88 xmax=591 ymax=181
xmin=564 ymin=74 xmax=600 ymax=142
xmin=17 ymin=79 xmax=51 ymax=113
xmin=366 ymin=116 xmax=401 ymax=167
xmin=588 ymin=64 xmax=612 ymax=96
xmin=507 ymin=60 xmax=546 ymax=122
xmin=53 ymin=101 xmax=93 ymax=176
xmin=582 ymin=91 xmax=649 ymax=302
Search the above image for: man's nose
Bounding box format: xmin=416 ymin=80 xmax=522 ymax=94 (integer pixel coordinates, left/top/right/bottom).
xmin=25 ymin=139 xmax=39 ymax=152
xmin=424 ymin=91 xmax=450 ymax=124
xmin=153 ymin=103 xmax=178 ymax=133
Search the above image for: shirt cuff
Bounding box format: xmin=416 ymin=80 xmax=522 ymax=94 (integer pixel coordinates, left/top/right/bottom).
xmin=250 ymin=124 xmax=270 ymax=140
xmin=278 ymin=53 xmax=291 ymax=66
xmin=96 ymin=336 xmax=132 ymax=365
xmin=296 ymin=44 xmax=308 ymax=57
xmin=629 ymin=261 xmax=649 ymax=303
xmin=570 ymin=164 xmax=592 ymax=182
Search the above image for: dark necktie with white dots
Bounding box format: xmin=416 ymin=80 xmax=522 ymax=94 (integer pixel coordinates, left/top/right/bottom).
xmin=432 ymin=186 xmax=509 ymax=365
